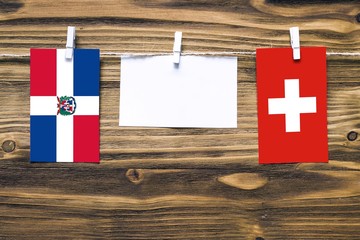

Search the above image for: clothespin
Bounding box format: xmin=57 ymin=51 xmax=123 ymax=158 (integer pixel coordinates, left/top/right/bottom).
xmin=173 ymin=31 xmax=182 ymax=64
xmin=290 ymin=27 xmax=300 ymax=60
xmin=65 ymin=26 xmax=76 ymax=59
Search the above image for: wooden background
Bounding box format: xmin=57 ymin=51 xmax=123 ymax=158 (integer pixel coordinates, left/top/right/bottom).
xmin=0 ymin=0 xmax=359 ymax=239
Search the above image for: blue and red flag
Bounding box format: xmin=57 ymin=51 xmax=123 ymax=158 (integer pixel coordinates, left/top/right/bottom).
xmin=30 ymin=49 xmax=100 ymax=163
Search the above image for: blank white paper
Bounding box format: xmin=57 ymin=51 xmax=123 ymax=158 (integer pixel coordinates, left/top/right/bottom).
xmin=119 ymin=55 xmax=237 ymax=128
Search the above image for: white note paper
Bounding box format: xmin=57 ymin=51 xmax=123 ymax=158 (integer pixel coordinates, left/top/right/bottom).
xmin=119 ymin=55 xmax=237 ymax=128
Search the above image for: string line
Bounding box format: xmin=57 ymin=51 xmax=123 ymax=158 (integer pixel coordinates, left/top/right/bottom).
xmin=0 ymin=51 xmax=359 ymax=58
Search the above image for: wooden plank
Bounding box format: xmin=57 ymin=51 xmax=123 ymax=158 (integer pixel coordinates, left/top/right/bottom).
xmin=0 ymin=0 xmax=359 ymax=54
xmin=0 ymin=164 xmax=359 ymax=239
xmin=0 ymin=55 xmax=359 ymax=167
xmin=0 ymin=0 xmax=359 ymax=239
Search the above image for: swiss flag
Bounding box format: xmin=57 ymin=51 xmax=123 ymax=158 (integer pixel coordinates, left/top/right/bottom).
xmin=256 ymin=47 xmax=328 ymax=164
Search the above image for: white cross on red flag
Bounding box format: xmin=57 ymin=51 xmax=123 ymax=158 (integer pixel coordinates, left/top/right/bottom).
xmin=256 ymin=47 xmax=328 ymax=164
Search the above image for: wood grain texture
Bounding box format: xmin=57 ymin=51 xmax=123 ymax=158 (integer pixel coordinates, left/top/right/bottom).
xmin=0 ymin=0 xmax=359 ymax=239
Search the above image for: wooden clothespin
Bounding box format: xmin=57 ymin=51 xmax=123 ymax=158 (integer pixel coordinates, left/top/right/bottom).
xmin=173 ymin=31 xmax=182 ymax=64
xmin=65 ymin=26 xmax=76 ymax=59
xmin=290 ymin=27 xmax=300 ymax=60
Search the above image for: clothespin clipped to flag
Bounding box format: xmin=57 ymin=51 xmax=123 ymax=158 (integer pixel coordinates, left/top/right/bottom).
xmin=173 ymin=31 xmax=182 ymax=64
xmin=290 ymin=27 xmax=300 ymax=60
xmin=65 ymin=26 xmax=76 ymax=59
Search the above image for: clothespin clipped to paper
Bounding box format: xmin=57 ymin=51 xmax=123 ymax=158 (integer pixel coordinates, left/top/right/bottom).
xmin=65 ymin=26 xmax=76 ymax=59
xmin=173 ymin=31 xmax=182 ymax=64
xmin=290 ymin=27 xmax=300 ymax=60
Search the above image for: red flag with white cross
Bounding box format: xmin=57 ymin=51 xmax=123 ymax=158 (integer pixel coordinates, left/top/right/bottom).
xmin=256 ymin=47 xmax=328 ymax=164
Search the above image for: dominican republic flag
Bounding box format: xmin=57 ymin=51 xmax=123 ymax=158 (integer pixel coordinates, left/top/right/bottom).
xmin=30 ymin=49 xmax=100 ymax=163
xmin=256 ymin=47 xmax=328 ymax=164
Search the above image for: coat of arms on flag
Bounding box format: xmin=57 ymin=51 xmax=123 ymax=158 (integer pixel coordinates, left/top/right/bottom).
xmin=30 ymin=49 xmax=100 ymax=163
xmin=57 ymin=96 xmax=77 ymax=115
xmin=256 ymin=47 xmax=328 ymax=164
